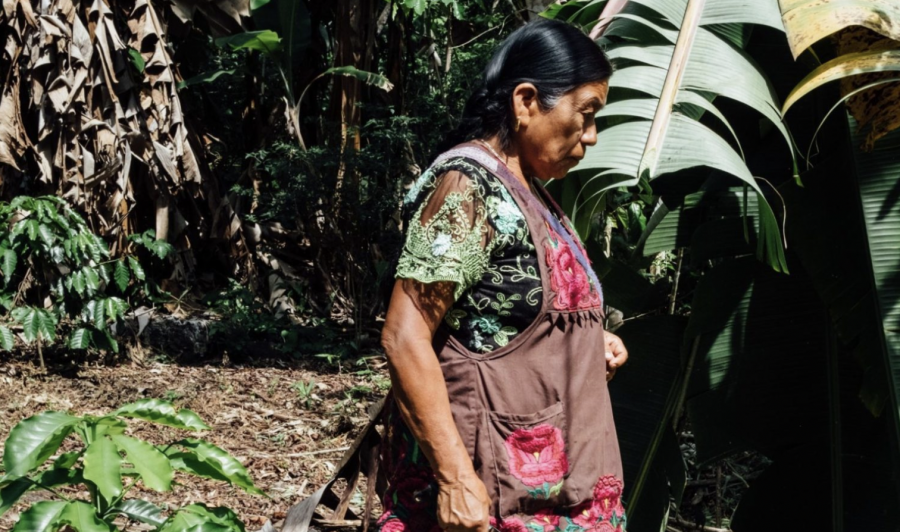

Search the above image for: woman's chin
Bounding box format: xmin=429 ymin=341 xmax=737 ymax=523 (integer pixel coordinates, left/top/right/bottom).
xmin=555 ymin=160 xmax=580 ymax=177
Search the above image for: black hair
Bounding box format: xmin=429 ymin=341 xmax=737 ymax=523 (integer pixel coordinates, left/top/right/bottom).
xmin=439 ymin=18 xmax=613 ymax=153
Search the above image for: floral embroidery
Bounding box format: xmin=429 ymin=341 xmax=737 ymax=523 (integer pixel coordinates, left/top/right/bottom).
xmin=396 ymin=157 xmax=542 ymax=353
xmin=492 ymin=517 xmax=530 ymax=532
xmin=531 ymin=509 xmax=561 ymax=531
xmin=431 ymin=232 xmax=452 ymax=257
xmin=472 ymin=314 xmax=502 ymax=334
xmin=494 ymin=198 xmax=525 ymax=234
xmin=545 ymin=227 xmax=601 ymax=311
xmin=471 ymin=329 xmax=486 ymax=350
xmin=378 ymin=517 xmax=406 ymax=532
xmin=569 ymin=500 xmax=604 ymax=528
xmin=376 ymin=516 xmax=441 ymax=532
xmin=380 ymin=393 xmax=628 ymax=532
xmin=504 ymin=424 xmax=568 ymax=498
xmin=593 ymin=475 xmax=624 ymax=520
xmin=490 ymin=475 xmax=627 ymax=532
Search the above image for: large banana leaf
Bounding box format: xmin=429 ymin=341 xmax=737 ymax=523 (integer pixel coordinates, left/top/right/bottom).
xmin=719 ymin=114 xmax=900 ymax=532
xmin=547 ymin=0 xmax=792 ymax=272
xmin=781 ymin=117 xmax=900 ymax=422
xmin=778 ymin=0 xmax=900 ymax=59
xmin=778 ymin=0 xmax=900 ymax=139
xmin=684 ymin=256 xmax=836 ymax=531
xmin=609 ymin=316 xmax=688 ymax=529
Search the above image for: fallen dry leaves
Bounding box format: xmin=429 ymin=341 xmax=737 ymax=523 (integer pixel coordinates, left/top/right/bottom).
xmin=0 ymin=355 xmax=385 ymax=530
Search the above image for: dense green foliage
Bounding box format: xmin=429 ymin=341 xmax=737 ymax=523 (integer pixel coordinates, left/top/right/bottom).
xmin=0 ymin=197 xmax=169 ymax=364
xmin=544 ymin=1 xmax=900 ymax=531
xmin=1 ymin=0 xmax=899 ymax=530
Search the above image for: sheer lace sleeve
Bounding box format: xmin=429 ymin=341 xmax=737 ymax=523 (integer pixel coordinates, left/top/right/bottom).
xmin=395 ymin=169 xmax=496 ymax=301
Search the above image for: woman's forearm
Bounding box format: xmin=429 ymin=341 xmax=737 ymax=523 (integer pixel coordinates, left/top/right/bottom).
xmin=384 ymin=334 xmax=475 ymax=482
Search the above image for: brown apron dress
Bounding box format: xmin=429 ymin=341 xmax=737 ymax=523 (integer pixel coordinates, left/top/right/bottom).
xmin=377 ymin=143 xmax=627 ymax=532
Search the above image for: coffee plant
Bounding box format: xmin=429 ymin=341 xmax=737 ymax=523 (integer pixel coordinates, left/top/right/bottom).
xmin=0 ymin=196 xmax=172 ymax=366
xmin=0 ymin=399 xmax=261 ymax=531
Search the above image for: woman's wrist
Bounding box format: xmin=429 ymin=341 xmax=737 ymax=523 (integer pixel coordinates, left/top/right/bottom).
xmin=432 ymin=453 xmax=479 ymax=485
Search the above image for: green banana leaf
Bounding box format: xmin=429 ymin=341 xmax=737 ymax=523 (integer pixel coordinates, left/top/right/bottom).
xmin=548 ymin=0 xmax=791 ymax=272
xmin=609 ymin=316 xmax=688 ymax=530
xmin=724 ymin=113 xmax=900 ymax=531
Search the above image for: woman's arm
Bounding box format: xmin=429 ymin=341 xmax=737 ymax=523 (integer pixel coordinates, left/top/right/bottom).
xmin=381 ymin=279 xmax=491 ymax=532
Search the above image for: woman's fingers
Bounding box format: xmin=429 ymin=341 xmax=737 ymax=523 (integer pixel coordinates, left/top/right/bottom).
xmin=604 ymin=331 xmax=629 ymax=369
xmin=604 ymin=331 xmax=628 ymax=381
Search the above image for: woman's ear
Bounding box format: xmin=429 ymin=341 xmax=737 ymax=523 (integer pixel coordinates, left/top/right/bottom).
xmin=511 ymin=83 xmax=539 ymax=128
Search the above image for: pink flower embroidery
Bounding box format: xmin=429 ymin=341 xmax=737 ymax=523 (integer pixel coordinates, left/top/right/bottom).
xmin=490 ymin=517 xmax=529 ymax=532
xmin=504 ymin=424 xmax=569 ymax=487
xmin=379 ymin=518 xmax=406 ymax=532
xmin=591 ymin=522 xmax=617 ymax=532
xmin=593 ymin=475 xmax=624 ymax=520
xmin=545 ymin=228 xmax=601 ymax=311
xmin=530 ymin=508 xmax=561 ymax=531
xmin=570 ymin=499 xmax=603 ymax=528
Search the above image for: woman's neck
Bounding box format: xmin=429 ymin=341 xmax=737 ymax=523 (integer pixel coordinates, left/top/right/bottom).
xmin=479 ymin=136 xmax=532 ymax=191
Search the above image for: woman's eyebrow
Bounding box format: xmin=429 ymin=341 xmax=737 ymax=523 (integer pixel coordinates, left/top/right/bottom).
xmin=581 ymin=97 xmax=604 ymax=111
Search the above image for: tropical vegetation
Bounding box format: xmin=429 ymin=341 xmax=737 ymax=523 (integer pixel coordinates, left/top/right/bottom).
xmin=0 ymin=399 xmax=261 ymax=531
xmin=0 ymin=0 xmax=898 ymax=531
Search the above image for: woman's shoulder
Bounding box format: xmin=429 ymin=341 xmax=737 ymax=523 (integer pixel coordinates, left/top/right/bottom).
xmin=403 ymin=151 xmax=503 ymax=207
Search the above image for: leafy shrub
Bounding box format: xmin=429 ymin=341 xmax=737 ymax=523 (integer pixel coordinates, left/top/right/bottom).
xmin=0 ymin=196 xmax=171 ymax=363
xmin=0 ymin=399 xmax=261 ymax=531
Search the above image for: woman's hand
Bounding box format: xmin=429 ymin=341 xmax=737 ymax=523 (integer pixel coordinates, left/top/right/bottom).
xmin=604 ymin=330 xmax=628 ymax=381
xmin=383 ymin=279 xmax=490 ymax=531
xmin=436 ymin=470 xmax=491 ymax=532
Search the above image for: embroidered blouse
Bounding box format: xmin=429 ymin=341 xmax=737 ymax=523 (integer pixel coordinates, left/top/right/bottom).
xmin=396 ymin=156 xmax=542 ymax=353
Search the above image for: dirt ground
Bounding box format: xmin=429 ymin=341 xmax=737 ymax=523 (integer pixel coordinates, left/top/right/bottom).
xmin=0 ymin=353 xmax=387 ymax=530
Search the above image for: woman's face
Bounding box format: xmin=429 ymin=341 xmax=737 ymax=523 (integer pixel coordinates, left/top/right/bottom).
xmin=513 ymin=80 xmax=609 ymax=180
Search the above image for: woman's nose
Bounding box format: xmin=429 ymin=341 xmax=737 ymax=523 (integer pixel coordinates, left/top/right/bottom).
xmin=582 ymin=122 xmax=598 ymax=146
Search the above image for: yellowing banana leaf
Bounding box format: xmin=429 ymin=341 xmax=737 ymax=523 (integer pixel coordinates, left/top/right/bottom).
xmin=783 ymin=49 xmax=900 ymax=113
xmin=778 ymin=0 xmax=900 ymax=59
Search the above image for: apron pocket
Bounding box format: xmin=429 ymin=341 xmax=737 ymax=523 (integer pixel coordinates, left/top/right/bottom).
xmin=483 ymin=401 xmax=576 ymax=516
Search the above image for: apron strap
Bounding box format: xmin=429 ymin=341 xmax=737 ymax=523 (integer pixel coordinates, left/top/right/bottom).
xmin=436 ymin=144 xmax=603 ymax=296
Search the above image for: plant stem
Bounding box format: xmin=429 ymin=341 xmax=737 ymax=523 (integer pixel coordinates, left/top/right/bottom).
xmin=669 ymin=248 xmax=684 ymax=315
xmin=27 ymin=478 xmax=71 ymax=502
xmin=36 ymin=334 xmax=45 ymax=372
xmin=673 ymin=335 xmax=701 ymax=432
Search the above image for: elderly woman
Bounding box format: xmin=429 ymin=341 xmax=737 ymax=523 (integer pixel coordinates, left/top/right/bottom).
xmin=379 ymin=18 xmax=629 ymax=532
